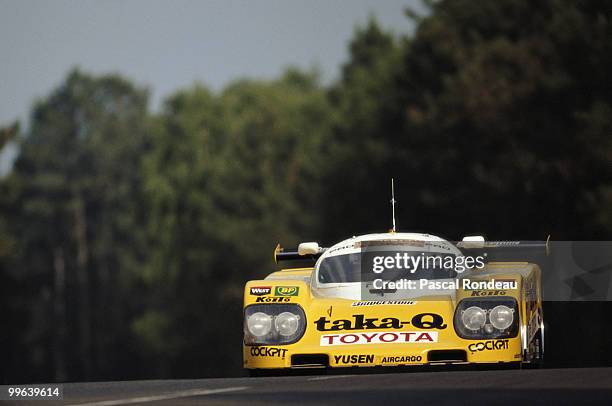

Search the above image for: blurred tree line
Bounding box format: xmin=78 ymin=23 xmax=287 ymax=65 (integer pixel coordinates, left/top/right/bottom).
xmin=1 ymin=0 xmax=610 ymax=383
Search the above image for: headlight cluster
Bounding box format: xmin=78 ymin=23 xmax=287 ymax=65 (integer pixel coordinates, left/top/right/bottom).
xmin=244 ymin=304 xmax=306 ymax=345
xmin=454 ymin=298 xmax=518 ymax=339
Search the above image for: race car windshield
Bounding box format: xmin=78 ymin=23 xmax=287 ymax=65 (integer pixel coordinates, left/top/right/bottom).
xmin=317 ymin=251 xmax=459 ymax=284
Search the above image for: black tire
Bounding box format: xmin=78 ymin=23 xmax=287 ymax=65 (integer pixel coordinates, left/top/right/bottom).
xmin=247 ymin=369 xmax=265 ymax=377
xmin=246 ymin=368 xmax=287 ymax=377
xmin=532 ymin=328 xmax=545 ymax=368
xmin=523 ymin=322 xmax=545 ymax=369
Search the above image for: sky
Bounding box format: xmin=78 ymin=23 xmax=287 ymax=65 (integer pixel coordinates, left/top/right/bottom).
xmin=0 ymin=0 xmax=420 ymax=174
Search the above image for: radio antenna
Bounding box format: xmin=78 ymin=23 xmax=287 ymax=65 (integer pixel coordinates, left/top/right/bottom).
xmin=390 ymin=178 xmax=397 ymax=232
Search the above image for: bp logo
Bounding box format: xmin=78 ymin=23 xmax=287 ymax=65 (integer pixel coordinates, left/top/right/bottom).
xmin=275 ymin=286 xmax=299 ymax=296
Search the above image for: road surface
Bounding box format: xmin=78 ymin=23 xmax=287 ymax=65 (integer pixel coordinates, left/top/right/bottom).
xmin=3 ymin=367 xmax=612 ymax=405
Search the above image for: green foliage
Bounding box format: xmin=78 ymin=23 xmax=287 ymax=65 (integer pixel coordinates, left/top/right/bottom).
xmin=136 ymin=69 xmax=332 ymax=375
xmin=1 ymin=69 xmax=150 ymax=381
xmin=322 ymin=0 xmax=612 ymax=241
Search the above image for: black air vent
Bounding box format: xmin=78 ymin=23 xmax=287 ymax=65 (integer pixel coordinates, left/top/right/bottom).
xmin=427 ymin=350 xmax=467 ymax=363
xmin=291 ymin=354 xmax=329 ymax=368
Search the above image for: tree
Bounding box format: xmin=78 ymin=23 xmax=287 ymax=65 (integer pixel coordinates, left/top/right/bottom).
xmin=3 ymin=69 xmax=150 ymax=381
xmin=322 ymin=19 xmax=404 ymax=242
xmin=324 ymin=0 xmax=612 ymax=241
xmin=137 ymin=69 xmax=332 ymax=376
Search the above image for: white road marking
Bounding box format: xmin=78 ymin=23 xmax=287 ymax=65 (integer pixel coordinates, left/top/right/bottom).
xmin=70 ymin=386 xmax=249 ymax=406
xmin=307 ymin=375 xmax=350 ymax=381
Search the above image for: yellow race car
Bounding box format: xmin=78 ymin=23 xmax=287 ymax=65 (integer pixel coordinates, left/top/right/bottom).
xmin=243 ymin=232 xmax=545 ymax=374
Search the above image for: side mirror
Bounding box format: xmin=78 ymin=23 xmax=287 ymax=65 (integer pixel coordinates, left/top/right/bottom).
xmin=298 ymin=242 xmax=320 ymax=256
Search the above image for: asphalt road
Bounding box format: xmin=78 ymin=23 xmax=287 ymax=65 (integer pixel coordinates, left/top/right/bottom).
xmin=3 ymin=367 xmax=612 ymax=405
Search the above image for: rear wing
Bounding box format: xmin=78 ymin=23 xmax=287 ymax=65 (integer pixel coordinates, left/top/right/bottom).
xmin=455 ymin=238 xmax=551 ymax=262
xmin=273 ymin=238 xmax=551 ymax=265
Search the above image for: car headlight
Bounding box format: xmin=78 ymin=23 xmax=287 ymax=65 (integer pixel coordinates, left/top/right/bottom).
xmin=489 ymin=305 xmax=514 ymax=330
xmin=244 ymin=304 xmax=306 ymax=345
xmin=246 ymin=312 xmax=273 ymax=337
xmin=275 ymin=312 xmax=300 ymax=336
xmin=461 ymin=306 xmax=487 ymax=331
xmin=454 ymin=298 xmax=519 ymax=339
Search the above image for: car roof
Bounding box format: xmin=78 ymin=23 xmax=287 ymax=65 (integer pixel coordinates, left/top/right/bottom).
xmin=320 ymin=232 xmax=459 ymax=259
